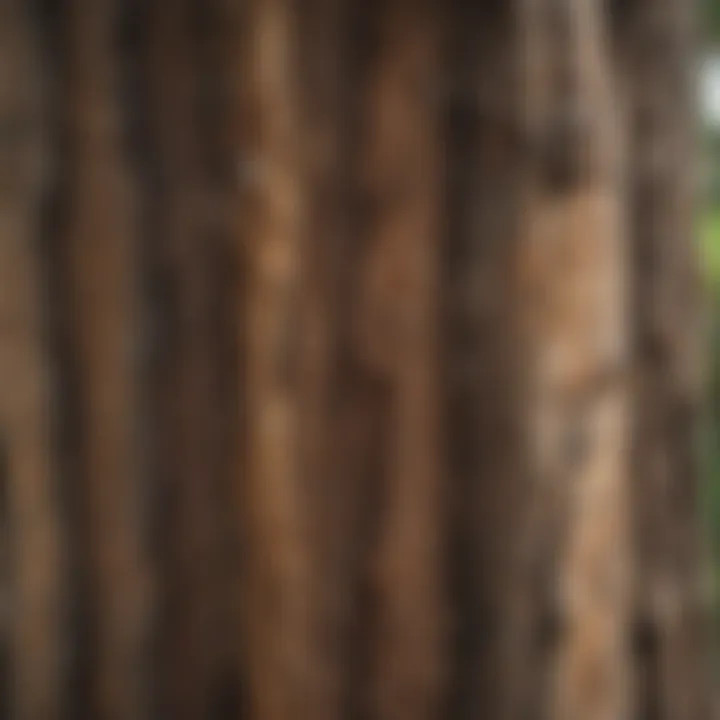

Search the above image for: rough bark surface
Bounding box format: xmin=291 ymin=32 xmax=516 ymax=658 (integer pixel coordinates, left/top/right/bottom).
xmin=0 ymin=2 xmax=709 ymax=719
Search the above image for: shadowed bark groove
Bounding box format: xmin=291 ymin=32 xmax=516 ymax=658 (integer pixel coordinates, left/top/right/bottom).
xmin=0 ymin=3 xmax=65 ymax=718
xmin=294 ymin=2 xmax=365 ymax=719
xmin=444 ymin=3 xmax=526 ymax=719
xmin=144 ymin=1 xmax=223 ymax=717
xmin=203 ymin=2 xmax=250 ymax=717
xmin=194 ymin=0 xmax=248 ymax=715
xmin=61 ymin=0 xmax=152 ymax=716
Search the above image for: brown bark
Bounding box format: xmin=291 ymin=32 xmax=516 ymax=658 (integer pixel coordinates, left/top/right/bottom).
xmin=294 ymin=1 xmax=361 ymax=719
xmin=0 ymin=3 xmax=65 ymax=718
xmin=61 ymin=0 xmax=152 ymax=717
xmin=358 ymin=3 xmax=445 ymax=720
xmin=0 ymin=3 xmax=709 ymax=719
xmin=234 ymin=2 xmax=312 ymax=720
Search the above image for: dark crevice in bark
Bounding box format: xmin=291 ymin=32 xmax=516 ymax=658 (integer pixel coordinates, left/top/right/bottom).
xmin=445 ymin=3 xmax=524 ymax=719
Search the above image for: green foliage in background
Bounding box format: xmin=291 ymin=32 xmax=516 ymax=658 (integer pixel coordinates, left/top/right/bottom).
xmin=705 ymin=0 xmax=720 ymax=41
xmin=700 ymin=205 xmax=720 ymax=674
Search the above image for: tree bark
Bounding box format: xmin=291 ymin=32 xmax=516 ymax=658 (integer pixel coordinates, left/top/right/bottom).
xmin=234 ymin=2 xmax=312 ymax=720
xmin=61 ymin=0 xmax=151 ymax=716
xmin=357 ymin=4 xmax=445 ymax=720
xmin=144 ymin=1 xmax=222 ymax=716
xmin=513 ymin=1 xmax=632 ymax=718
xmin=0 ymin=3 xmax=65 ymax=718
xmin=0 ymin=2 xmax=709 ymax=719
xmin=443 ymin=3 xmax=527 ymax=719
xmin=294 ymin=2 xmax=362 ymax=719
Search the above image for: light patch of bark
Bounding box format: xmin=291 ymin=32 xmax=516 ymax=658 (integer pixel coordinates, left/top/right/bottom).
xmin=516 ymin=1 xmax=632 ymax=718
xmin=236 ymin=2 xmax=312 ymax=719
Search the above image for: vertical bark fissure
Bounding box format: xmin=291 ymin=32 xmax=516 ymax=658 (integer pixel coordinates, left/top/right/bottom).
xmin=144 ymin=1 xmax=222 ymax=716
xmin=61 ymin=0 xmax=152 ymax=716
xmin=295 ymin=2 xmax=365 ymax=719
xmin=444 ymin=4 xmax=526 ymax=719
xmin=196 ymin=0 xmax=247 ymax=714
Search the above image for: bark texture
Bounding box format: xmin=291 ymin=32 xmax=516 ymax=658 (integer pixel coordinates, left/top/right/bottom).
xmin=358 ymin=4 xmax=445 ymax=720
xmin=144 ymin=1 xmax=223 ymax=717
xmin=0 ymin=3 xmax=64 ymax=718
xmin=0 ymin=2 xmax=709 ymax=720
xmin=236 ymin=3 xmax=312 ymax=720
xmin=513 ymin=1 xmax=631 ymax=719
xmin=61 ymin=0 xmax=151 ymax=716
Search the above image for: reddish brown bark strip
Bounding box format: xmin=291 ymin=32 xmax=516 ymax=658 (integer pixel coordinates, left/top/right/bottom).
xmin=358 ymin=3 xmax=446 ymax=720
